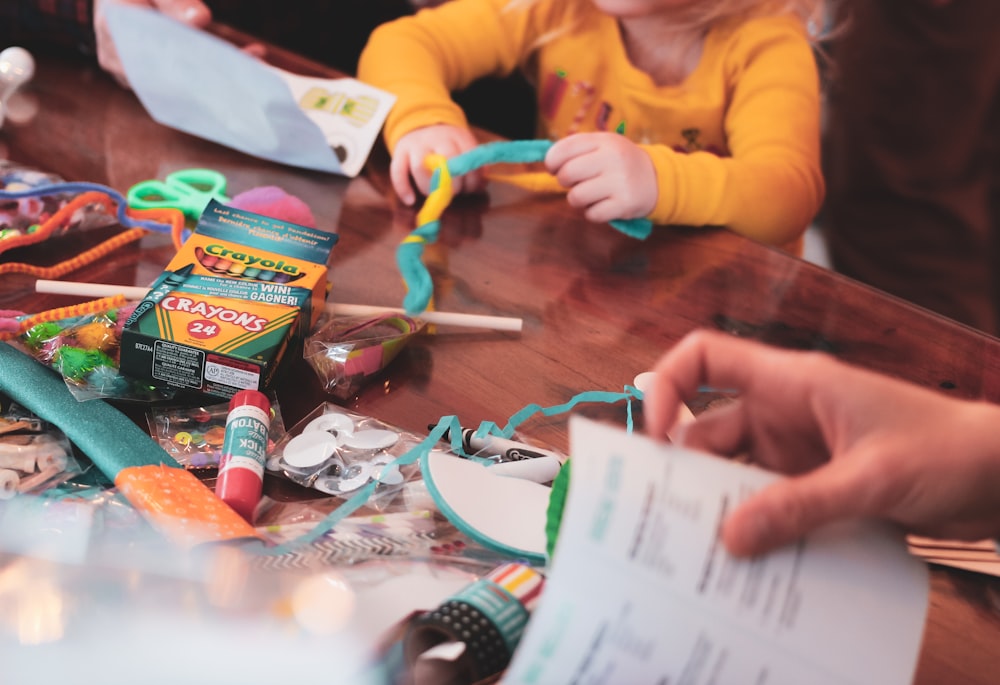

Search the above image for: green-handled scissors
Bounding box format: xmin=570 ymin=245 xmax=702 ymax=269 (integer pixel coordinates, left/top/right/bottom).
xmin=127 ymin=168 xmax=229 ymax=220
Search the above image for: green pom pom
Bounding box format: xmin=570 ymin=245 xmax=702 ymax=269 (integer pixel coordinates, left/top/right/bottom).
xmin=545 ymin=459 xmax=571 ymax=560
xmin=54 ymin=346 xmax=116 ymax=381
xmin=23 ymin=322 xmax=63 ymax=350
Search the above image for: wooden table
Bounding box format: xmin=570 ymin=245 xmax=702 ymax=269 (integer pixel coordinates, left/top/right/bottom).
xmin=2 ymin=33 xmax=1000 ymax=684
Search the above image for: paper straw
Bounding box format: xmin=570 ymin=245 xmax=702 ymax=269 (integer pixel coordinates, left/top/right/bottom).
xmin=35 ymin=279 xmax=523 ymax=332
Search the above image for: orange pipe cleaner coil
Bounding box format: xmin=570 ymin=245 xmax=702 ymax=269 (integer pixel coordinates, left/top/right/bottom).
xmin=0 ymin=187 xmax=185 ymax=278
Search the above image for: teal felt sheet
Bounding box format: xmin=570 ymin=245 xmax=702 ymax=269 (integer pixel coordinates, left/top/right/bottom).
xmin=0 ymin=343 xmax=180 ymax=479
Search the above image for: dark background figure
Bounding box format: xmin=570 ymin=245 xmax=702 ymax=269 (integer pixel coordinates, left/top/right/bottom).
xmin=821 ymin=0 xmax=1000 ymax=335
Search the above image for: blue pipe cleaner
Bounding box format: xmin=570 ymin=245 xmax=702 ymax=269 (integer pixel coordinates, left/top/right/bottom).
xmin=0 ymin=181 xmax=183 ymax=237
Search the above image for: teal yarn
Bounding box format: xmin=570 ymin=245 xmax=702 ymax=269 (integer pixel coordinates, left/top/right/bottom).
xmin=396 ymin=218 xmax=441 ymax=314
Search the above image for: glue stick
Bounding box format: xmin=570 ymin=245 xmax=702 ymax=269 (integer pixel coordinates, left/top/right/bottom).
xmin=215 ymin=390 xmax=271 ymax=523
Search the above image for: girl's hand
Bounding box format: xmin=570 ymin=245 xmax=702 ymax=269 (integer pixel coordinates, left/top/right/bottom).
xmin=390 ymin=124 xmax=484 ymax=206
xmin=545 ymin=132 xmax=658 ymax=223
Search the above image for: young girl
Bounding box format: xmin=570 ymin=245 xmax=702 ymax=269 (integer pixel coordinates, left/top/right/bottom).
xmin=358 ymin=0 xmax=825 ymax=252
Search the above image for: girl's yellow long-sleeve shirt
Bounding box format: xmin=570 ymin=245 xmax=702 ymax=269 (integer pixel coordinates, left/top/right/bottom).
xmin=358 ymin=0 xmax=824 ymax=248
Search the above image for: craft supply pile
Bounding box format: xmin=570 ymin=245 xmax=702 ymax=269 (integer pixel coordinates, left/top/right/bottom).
xmin=0 ymin=158 xmax=599 ymax=684
xmin=0 ymin=148 xmax=933 ymax=684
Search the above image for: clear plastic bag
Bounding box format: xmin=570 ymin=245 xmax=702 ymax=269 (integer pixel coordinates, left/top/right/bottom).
xmin=0 ymin=399 xmax=83 ymax=498
xmin=16 ymin=303 xmax=177 ymax=403
xmin=0 ymin=160 xmax=117 ymax=239
xmin=303 ymin=314 xmax=424 ymax=399
xmin=266 ymin=403 xmax=426 ymax=511
xmin=0 ymin=160 xmax=71 ymax=234
xmin=147 ymin=397 xmax=286 ymax=470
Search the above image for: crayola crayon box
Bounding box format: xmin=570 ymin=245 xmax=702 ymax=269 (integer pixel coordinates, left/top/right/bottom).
xmin=119 ymin=200 xmax=338 ymax=399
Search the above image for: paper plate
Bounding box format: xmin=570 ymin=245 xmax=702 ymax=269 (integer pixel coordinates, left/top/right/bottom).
xmin=420 ymin=451 xmax=549 ymax=564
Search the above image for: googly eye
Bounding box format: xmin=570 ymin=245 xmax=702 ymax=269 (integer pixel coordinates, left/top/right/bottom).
xmin=282 ymin=430 xmax=340 ymax=469
xmin=369 ymin=453 xmax=404 ymax=486
xmin=303 ymin=413 xmax=356 ymax=442
xmin=314 ymin=461 xmax=372 ymax=495
xmin=342 ymin=429 xmax=398 ymax=451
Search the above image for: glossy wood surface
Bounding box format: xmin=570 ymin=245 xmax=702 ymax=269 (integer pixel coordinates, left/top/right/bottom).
xmin=2 ymin=32 xmax=1000 ymax=684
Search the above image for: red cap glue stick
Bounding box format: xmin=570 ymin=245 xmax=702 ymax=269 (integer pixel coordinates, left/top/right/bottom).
xmin=215 ymin=390 xmax=271 ymax=523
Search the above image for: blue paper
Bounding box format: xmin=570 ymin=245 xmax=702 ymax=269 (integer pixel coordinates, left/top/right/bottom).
xmin=105 ymin=4 xmax=341 ymax=173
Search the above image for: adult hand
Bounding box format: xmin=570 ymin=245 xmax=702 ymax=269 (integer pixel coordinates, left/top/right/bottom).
xmin=545 ymin=132 xmax=657 ymax=224
xmin=390 ymin=124 xmax=484 ymax=206
xmin=643 ymin=330 xmax=1000 ymax=557
xmin=93 ymin=0 xmax=212 ymax=88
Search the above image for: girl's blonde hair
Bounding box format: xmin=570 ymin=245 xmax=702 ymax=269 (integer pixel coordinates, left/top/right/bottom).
xmin=668 ymin=0 xmax=827 ymax=36
xmin=506 ymin=0 xmax=828 ymax=42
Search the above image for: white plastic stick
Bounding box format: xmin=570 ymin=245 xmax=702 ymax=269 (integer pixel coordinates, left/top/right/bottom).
xmin=36 ymin=280 xmax=137 ymax=299
xmin=35 ymin=279 xmax=523 ymax=332
xmin=330 ymin=303 xmax=522 ymax=331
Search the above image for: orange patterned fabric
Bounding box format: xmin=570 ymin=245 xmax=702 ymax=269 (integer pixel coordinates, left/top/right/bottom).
xmin=115 ymin=464 xmax=261 ymax=548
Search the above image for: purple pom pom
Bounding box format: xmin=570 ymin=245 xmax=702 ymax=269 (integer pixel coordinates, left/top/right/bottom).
xmin=227 ymin=186 xmax=317 ymax=228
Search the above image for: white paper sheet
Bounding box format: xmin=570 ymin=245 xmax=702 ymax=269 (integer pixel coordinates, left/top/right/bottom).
xmin=266 ymin=67 xmax=395 ymax=177
xmin=106 ymin=5 xmax=393 ymax=176
xmin=504 ymin=417 xmax=929 ymax=685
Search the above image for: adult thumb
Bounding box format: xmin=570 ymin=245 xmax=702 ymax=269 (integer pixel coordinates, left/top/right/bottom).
xmin=722 ymin=459 xmax=866 ymax=557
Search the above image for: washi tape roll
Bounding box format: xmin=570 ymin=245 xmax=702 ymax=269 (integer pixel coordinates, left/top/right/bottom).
xmin=403 ymin=562 xmax=544 ymax=682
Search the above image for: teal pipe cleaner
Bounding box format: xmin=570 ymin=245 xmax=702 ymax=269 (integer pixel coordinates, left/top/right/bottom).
xmin=396 ymin=140 xmax=654 ymax=315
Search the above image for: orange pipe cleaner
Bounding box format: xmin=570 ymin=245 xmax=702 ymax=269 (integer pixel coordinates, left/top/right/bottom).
xmin=0 ymin=228 xmax=147 ymax=278
xmin=0 ymin=295 xmax=128 ymax=341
